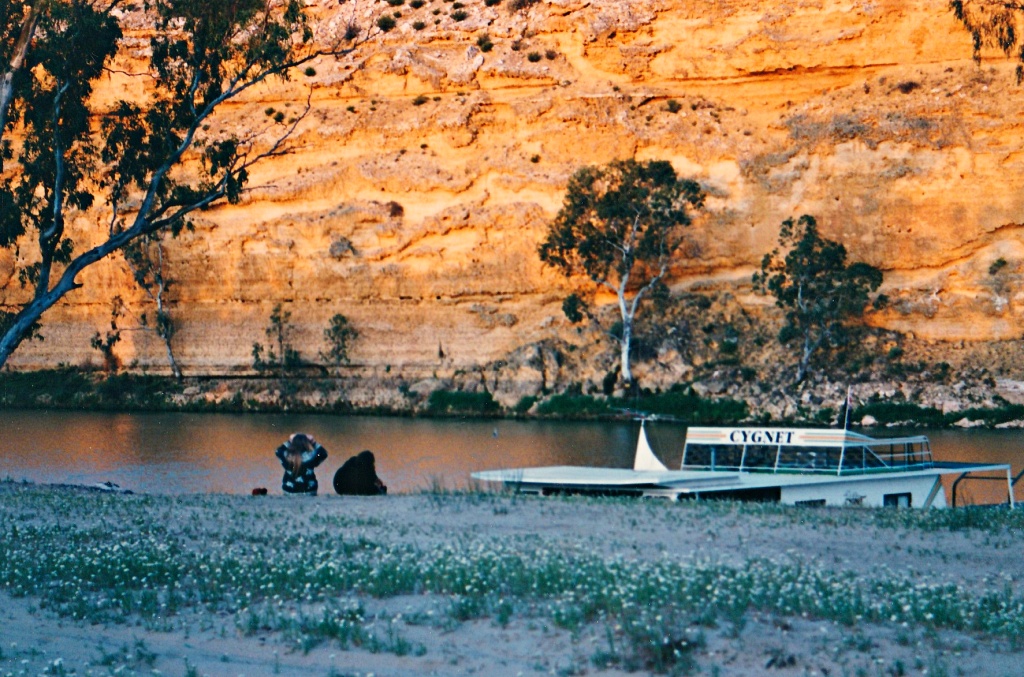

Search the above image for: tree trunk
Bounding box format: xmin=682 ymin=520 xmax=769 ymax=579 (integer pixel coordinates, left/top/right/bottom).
xmin=152 ymin=245 xmax=182 ymax=380
xmin=0 ymin=301 xmax=45 ymax=369
xmin=620 ymin=316 xmax=633 ymax=388
xmin=0 ymin=6 xmax=41 ymax=140
xmin=797 ymin=332 xmax=813 ymax=384
xmin=615 ymin=280 xmax=635 ymax=390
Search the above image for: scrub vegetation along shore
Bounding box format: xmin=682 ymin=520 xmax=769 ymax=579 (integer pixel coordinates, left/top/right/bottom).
xmin=6 ymin=369 xmax=1024 ymax=431
xmin=1 ymin=482 xmax=1022 ymax=676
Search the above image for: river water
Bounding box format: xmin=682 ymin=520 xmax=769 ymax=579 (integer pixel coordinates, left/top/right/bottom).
xmin=1 ymin=410 xmax=1021 ymax=503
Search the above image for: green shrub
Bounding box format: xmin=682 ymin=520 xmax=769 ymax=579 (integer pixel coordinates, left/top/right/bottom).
xmin=619 ymin=391 xmax=748 ymax=425
xmin=854 ymin=401 xmax=945 ymax=426
xmin=96 ymin=374 xmax=178 ymax=410
xmin=377 ymin=15 xmax=396 ymax=32
xmin=451 ymin=10 xmax=468 ymax=21
xmin=954 ymin=404 xmax=1024 ymax=426
xmin=426 ymin=390 xmax=500 ymax=416
xmin=513 ymin=395 xmax=538 ymax=414
xmin=535 ymin=394 xmax=610 ymax=418
xmin=0 ymin=368 xmax=93 ymax=407
xmin=526 ymin=51 xmax=542 ymax=62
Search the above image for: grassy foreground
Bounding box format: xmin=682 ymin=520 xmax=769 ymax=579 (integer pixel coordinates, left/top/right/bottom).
xmin=1 ymin=482 xmax=1023 ymax=676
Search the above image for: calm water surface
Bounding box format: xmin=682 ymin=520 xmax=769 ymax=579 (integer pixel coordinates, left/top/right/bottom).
xmin=1 ymin=410 xmax=1021 ymax=503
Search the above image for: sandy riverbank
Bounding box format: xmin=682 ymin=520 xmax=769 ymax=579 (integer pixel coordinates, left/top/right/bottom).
xmin=0 ymin=482 xmax=1022 ymax=676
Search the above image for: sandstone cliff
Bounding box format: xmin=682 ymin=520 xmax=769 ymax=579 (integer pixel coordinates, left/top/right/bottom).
xmin=3 ymin=0 xmax=1024 ymax=398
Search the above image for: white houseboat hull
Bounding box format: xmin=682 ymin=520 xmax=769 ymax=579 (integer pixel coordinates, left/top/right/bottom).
xmin=472 ymin=424 xmax=1015 ymax=509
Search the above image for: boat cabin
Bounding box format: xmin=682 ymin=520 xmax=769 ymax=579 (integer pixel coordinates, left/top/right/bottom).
xmin=681 ymin=427 xmax=934 ymax=476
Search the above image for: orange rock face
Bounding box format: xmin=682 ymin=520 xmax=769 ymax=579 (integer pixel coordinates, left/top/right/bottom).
xmin=3 ymin=0 xmax=1024 ymax=376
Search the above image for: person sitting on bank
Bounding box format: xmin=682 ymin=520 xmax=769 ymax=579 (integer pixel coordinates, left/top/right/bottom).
xmin=333 ymin=450 xmax=387 ymax=496
xmin=275 ymin=433 xmax=328 ymax=495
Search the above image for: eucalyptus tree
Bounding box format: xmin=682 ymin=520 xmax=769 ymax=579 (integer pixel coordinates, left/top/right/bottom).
xmin=950 ymin=1 xmax=1024 ymax=82
xmin=539 ymin=159 xmax=705 ymax=390
xmin=0 ymin=0 xmax=377 ymax=369
xmin=123 ymin=234 xmax=181 ymax=378
xmin=752 ymin=215 xmax=884 ymax=384
xmin=320 ymin=313 xmax=358 ymax=371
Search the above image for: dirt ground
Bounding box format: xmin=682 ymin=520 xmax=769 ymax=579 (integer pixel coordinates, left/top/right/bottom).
xmin=0 ymin=485 xmax=1022 ymax=676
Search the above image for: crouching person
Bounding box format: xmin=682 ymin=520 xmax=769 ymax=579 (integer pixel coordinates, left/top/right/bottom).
xmin=275 ymin=433 xmax=328 ymax=495
xmin=333 ymin=450 xmax=388 ymax=495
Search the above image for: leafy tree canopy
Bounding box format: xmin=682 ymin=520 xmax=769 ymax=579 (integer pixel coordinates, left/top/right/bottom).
xmin=752 ymin=215 xmax=884 ymax=383
xmin=950 ymin=0 xmax=1024 ymax=82
xmin=0 ymin=0 xmax=373 ymax=369
xmin=539 ymin=158 xmax=705 ymax=388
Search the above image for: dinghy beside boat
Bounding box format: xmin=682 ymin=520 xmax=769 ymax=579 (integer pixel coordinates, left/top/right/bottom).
xmin=472 ymin=423 xmax=1016 ymax=508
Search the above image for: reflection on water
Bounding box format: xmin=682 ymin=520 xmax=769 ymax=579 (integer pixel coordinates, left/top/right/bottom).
xmin=0 ymin=410 xmax=1020 ymax=503
xmin=0 ymin=410 xmax=641 ymax=495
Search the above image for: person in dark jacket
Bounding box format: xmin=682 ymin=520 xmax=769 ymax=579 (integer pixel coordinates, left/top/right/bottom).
xmin=333 ymin=450 xmax=387 ymax=495
xmin=275 ymin=433 xmax=328 ymax=495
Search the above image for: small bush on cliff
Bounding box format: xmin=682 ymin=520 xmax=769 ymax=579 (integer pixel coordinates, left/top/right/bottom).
xmin=320 ymin=314 xmax=358 ymax=370
xmin=508 ymin=0 xmax=538 ymax=11
xmin=252 ymin=304 xmax=302 ymax=378
xmin=427 ymin=390 xmax=500 ymax=416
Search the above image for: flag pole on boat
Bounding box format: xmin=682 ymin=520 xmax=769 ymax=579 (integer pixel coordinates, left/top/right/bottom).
xmin=843 ymin=385 xmax=853 ymax=431
xmin=838 ymin=386 xmax=853 ymax=475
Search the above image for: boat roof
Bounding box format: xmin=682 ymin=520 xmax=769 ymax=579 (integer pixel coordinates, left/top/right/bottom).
xmin=684 ymin=426 xmax=930 ymax=448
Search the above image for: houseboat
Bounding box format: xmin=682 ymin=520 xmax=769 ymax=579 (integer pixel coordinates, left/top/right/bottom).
xmin=471 ymin=423 xmax=1016 ymax=508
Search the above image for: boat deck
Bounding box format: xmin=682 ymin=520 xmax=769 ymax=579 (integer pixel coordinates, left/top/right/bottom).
xmin=472 ymin=462 xmax=1012 ymax=498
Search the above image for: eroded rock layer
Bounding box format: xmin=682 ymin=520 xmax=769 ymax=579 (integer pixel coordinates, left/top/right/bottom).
xmin=3 ymin=0 xmax=1024 ymax=388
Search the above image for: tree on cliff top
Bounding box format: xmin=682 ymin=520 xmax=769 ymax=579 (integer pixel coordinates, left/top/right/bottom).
xmin=950 ymin=1 xmax=1024 ymax=82
xmin=0 ymin=1 xmax=379 ymax=370
xmin=539 ymin=159 xmax=705 ymax=391
xmin=752 ymin=215 xmax=884 ymax=384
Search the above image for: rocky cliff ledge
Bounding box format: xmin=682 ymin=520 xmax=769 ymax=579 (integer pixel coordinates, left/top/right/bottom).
xmin=3 ymin=0 xmax=1024 ymax=401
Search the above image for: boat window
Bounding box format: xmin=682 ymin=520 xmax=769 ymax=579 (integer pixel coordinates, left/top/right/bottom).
xmin=683 ymin=444 xmax=743 ymax=470
xmin=742 ymin=445 xmax=776 ymax=470
xmin=774 ymin=446 xmax=836 ymax=472
xmin=883 ymin=492 xmax=912 ymax=508
xmin=840 ymin=445 xmax=889 ymax=472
